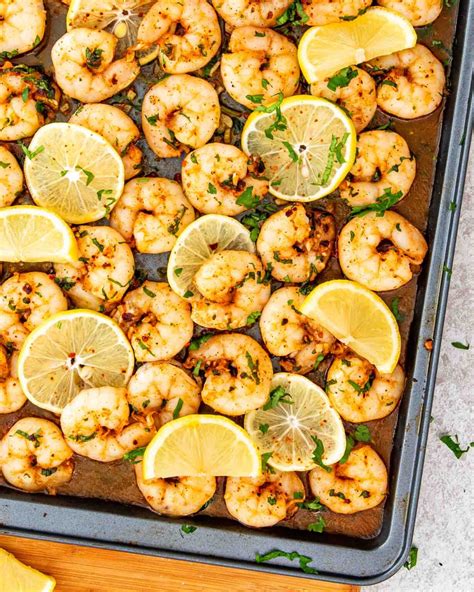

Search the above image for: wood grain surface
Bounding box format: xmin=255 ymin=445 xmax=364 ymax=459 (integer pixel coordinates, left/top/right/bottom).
xmin=0 ymin=534 xmax=359 ymax=592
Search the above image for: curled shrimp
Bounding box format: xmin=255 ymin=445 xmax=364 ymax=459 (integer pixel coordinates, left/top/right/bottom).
xmin=142 ymin=74 xmax=220 ymax=158
xmin=51 ymin=28 xmax=139 ymax=103
xmin=378 ymin=0 xmax=442 ymax=26
xmin=135 ymin=463 xmax=216 ymax=516
xmin=211 ymin=0 xmax=293 ymax=27
xmin=257 ymin=204 xmax=336 ymax=283
xmin=181 ymin=143 xmax=269 ymax=216
xmin=0 ymin=272 xmax=67 ymax=349
xmin=60 ymin=387 xmax=154 ymax=463
xmin=225 ymin=470 xmax=304 ymax=528
xmin=69 ymin=103 xmax=143 ymax=179
xmin=326 ymin=354 xmax=405 ymax=422
xmin=109 ymin=177 xmax=195 ymax=254
xmin=113 ymin=281 xmax=194 ymax=362
xmin=54 ymin=226 xmax=135 ymax=312
xmin=309 ymin=444 xmax=388 ymax=514
xmin=369 ymin=44 xmax=446 ymax=119
xmin=0 ymin=146 xmax=23 ymax=207
xmin=185 ymin=333 xmax=273 ymax=415
xmin=260 ymin=287 xmax=335 ymax=374
xmin=221 ymin=26 xmax=300 ymax=109
xmin=311 ymin=67 xmax=377 ymax=132
xmin=338 ymin=210 xmax=428 ymax=291
xmin=137 ymin=0 xmax=221 ymax=74
xmin=0 ymin=418 xmax=74 ymax=492
xmin=301 ymin=0 xmax=372 ymax=25
xmin=127 ymin=361 xmax=201 ymax=427
xmin=0 ymin=346 xmax=26 ymax=414
xmin=0 ymin=0 xmax=46 ymax=56
xmin=339 ymin=130 xmax=416 ymax=207
xmin=0 ymin=63 xmax=60 ymax=141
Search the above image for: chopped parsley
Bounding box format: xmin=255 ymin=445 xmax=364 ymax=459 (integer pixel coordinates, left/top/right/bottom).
xmin=390 ymin=297 xmax=404 ymax=322
xmin=123 ymin=446 xmax=146 ymax=464
xmin=85 ymin=47 xmax=104 ymax=69
xmin=189 ymin=334 xmax=213 ymax=351
xmin=311 ymin=436 xmax=332 ymax=473
xmin=181 ymin=524 xmax=197 ymax=534
xmin=236 ymin=187 xmax=260 ymax=209
xmin=258 ymin=423 xmax=269 ymax=434
xmin=276 ymin=1 xmax=309 ymax=25
xmin=255 ymin=549 xmax=317 ymax=575
xmin=173 ymin=398 xmax=183 ymax=419
xmin=350 ymin=187 xmax=403 ymax=217
xmin=18 ymin=141 xmax=44 ymax=160
xmin=451 ymin=341 xmax=469 ymax=350
xmin=439 ymin=434 xmax=473 ymax=459
xmin=327 ymin=67 xmax=358 ymax=91
xmin=261 ymin=452 xmax=274 ymax=473
xmin=307 ymin=516 xmax=325 ymax=533
xmin=246 ymin=311 xmax=262 ymax=326
xmin=263 ymin=386 xmax=293 ymax=410
xmin=404 ymin=546 xmax=418 ymax=570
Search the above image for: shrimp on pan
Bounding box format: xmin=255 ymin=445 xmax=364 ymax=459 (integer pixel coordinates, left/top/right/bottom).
xmin=309 ymin=444 xmax=388 ymax=514
xmin=221 ymin=26 xmax=299 ymax=109
xmin=113 ymin=281 xmax=194 ymax=362
xmin=185 ymin=333 xmax=273 ymax=416
xmin=0 ymin=346 xmax=26 ymax=414
xmin=109 ymin=178 xmax=195 ymax=253
xmin=0 ymin=146 xmax=23 ymax=207
xmin=54 ymin=226 xmax=135 ymax=312
xmin=142 ymin=74 xmax=220 ymax=158
xmin=257 ymin=203 xmax=336 ymax=283
xmin=181 ymin=143 xmax=269 ymax=216
xmin=69 ymin=103 xmax=143 ymax=179
xmin=225 ymin=470 xmax=304 ymax=527
xmin=338 ymin=210 xmax=428 ymax=291
xmin=377 ymin=0 xmax=442 ymax=27
xmin=211 ymin=0 xmax=293 ymax=27
xmin=0 ymin=417 xmax=74 ymax=492
xmin=137 ymin=0 xmax=221 ymax=74
xmin=51 ymin=28 xmax=139 ymax=103
xmin=302 ymin=0 xmax=372 ymax=25
xmin=339 ymin=130 xmax=416 ymax=207
xmin=0 ymin=0 xmax=46 ymax=56
xmin=326 ymin=354 xmax=405 ymax=422
xmin=60 ymin=387 xmax=155 ymax=463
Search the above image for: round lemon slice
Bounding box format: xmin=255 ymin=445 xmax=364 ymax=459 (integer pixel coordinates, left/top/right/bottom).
xmin=244 ymin=373 xmax=346 ymax=472
xmin=142 ymin=414 xmax=261 ymax=479
xmin=24 ymin=123 xmax=125 ymax=224
xmin=18 ymin=310 xmax=135 ymax=414
xmin=298 ymin=7 xmax=417 ymax=82
xmin=0 ymin=206 xmax=78 ymax=263
xmin=241 ymin=95 xmax=356 ymax=202
xmin=0 ymin=548 xmax=56 ymax=592
xmin=167 ymin=214 xmax=255 ymax=297
xmin=300 ymin=280 xmax=401 ymax=374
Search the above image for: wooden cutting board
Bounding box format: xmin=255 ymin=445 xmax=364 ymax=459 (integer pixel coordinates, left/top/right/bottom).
xmin=0 ymin=534 xmax=359 ymax=592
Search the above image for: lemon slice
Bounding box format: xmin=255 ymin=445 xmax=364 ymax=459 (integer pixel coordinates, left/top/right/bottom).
xmin=300 ymin=280 xmax=401 ymax=373
xmin=167 ymin=214 xmax=255 ymax=297
xmin=18 ymin=310 xmax=135 ymax=414
xmin=241 ymin=95 xmax=356 ymax=202
xmin=24 ymin=123 xmax=124 ymax=224
xmin=0 ymin=206 xmax=78 ymax=263
xmin=244 ymin=373 xmax=346 ymax=472
xmin=298 ymin=7 xmax=417 ymax=82
xmin=142 ymin=414 xmax=261 ymax=479
xmin=0 ymin=548 xmax=56 ymax=592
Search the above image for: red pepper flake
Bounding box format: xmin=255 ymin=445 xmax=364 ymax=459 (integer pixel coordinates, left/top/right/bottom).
xmin=424 ymin=339 xmax=433 ymax=351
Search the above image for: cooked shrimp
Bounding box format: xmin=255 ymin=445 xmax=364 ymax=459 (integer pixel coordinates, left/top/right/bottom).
xmin=0 ymin=0 xmax=46 ymax=56
xmin=51 ymin=28 xmax=139 ymax=103
xmin=302 ymin=0 xmax=372 ymax=25
xmin=221 ymin=26 xmax=299 ymax=110
xmin=181 ymin=143 xmax=269 ymax=216
xmin=257 ymin=204 xmax=336 ymax=283
xmin=113 ymin=281 xmax=194 ymax=362
xmin=309 ymin=444 xmax=388 ymax=514
xmin=0 ymin=146 xmax=23 ymax=207
xmin=60 ymin=387 xmax=154 ymax=463
xmin=109 ymin=178 xmax=195 ymax=253
xmin=339 ymin=131 xmax=416 ymax=207
xmin=0 ymin=272 xmax=67 ymax=349
xmin=211 ymin=0 xmax=293 ymax=27
xmin=186 ymin=333 xmax=272 ymax=415
xmin=189 ymin=250 xmax=271 ymax=330
xmin=69 ymin=103 xmax=142 ymax=180
xmin=369 ymin=44 xmax=446 ymax=119
xmin=225 ymin=471 xmax=304 ymax=528
xmin=0 ymin=346 xmax=26 ymax=414
xmin=137 ymin=0 xmax=221 ymax=74
xmin=377 ymin=0 xmax=442 ymax=27
xmin=0 ymin=63 xmax=60 ymax=141
xmin=54 ymin=226 xmax=135 ymax=312
xmin=338 ymin=211 xmax=428 ymax=291
xmin=142 ymin=74 xmax=220 ymax=158
xmin=260 ymin=287 xmax=335 ymax=374
xmin=0 ymin=418 xmax=74 ymax=492
xmin=127 ymin=362 xmax=201 ymax=427
xmin=310 ymin=67 xmax=377 ymax=132
xmin=135 ymin=464 xmax=215 ymax=516
xmin=326 ymin=354 xmax=405 ymax=422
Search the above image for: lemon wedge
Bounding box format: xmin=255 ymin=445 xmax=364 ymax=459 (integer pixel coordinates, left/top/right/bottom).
xmin=0 ymin=548 xmax=56 ymax=592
